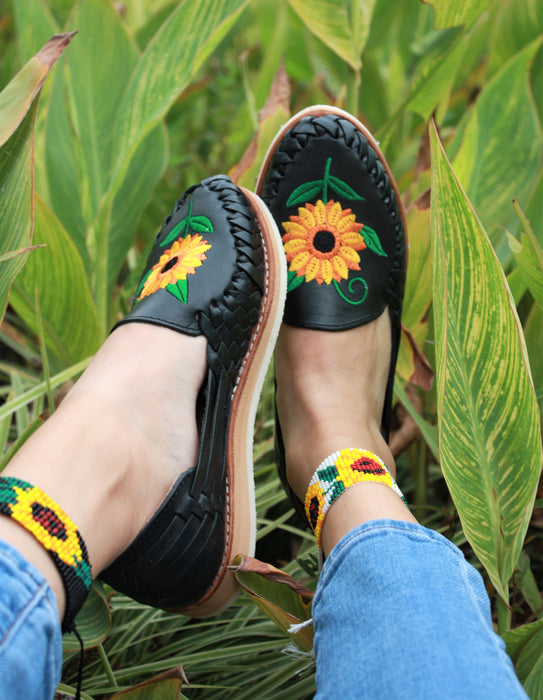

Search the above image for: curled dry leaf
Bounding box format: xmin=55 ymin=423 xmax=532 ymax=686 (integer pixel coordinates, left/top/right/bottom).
xmin=402 ymin=323 xmax=434 ymax=391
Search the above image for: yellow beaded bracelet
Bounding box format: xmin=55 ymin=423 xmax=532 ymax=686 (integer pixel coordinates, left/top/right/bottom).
xmin=0 ymin=476 xmax=92 ymax=631
xmin=304 ymin=448 xmax=407 ymax=546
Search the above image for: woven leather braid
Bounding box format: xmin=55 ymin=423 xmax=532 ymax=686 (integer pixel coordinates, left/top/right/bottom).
xmin=260 ymin=114 xmax=406 ymax=321
xmin=101 ymin=176 xmax=267 ymax=610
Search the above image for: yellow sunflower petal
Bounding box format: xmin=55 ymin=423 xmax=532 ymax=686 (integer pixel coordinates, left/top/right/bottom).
xmin=341 ymin=231 xmax=366 ymax=249
xmin=283 ymin=221 xmax=308 ymax=239
xmin=339 ymin=246 xmax=362 ymax=266
xmin=290 ymin=251 xmax=310 ymax=271
xmin=332 ymin=255 xmax=349 ymax=279
xmin=313 ymin=200 xmax=327 ymax=225
xmin=320 ymin=258 xmax=335 ymax=285
xmin=305 ymin=256 xmax=321 ymax=282
xmin=327 ymin=201 xmax=343 ymax=226
xmin=284 ymin=238 xmax=307 ymax=255
xmin=337 ymin=212 xmax=358 ymax=232
xmin=298 ymin=205 xmax=316 ymax=229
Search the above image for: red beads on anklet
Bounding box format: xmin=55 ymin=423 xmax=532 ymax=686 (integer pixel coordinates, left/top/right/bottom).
xmin=305 ymin=448 xmax=407 ymax=546
xmin=0 ymin=476 xmax=92 ymax=631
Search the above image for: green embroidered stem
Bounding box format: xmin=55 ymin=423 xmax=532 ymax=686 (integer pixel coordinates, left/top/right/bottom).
xmin=323 ymin=157 xmax=332 ymax=204
xmin=333 ymin=277 xmax=368 ymax=305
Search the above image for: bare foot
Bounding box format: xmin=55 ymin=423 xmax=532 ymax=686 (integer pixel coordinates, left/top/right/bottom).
xmin=1 ymin=323 xmax=207 ymax=616
xmin=275 ymin=310 xmax=416 ymax=555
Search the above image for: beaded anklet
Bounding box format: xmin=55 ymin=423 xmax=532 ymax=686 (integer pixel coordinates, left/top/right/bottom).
xmin=305 ymin=448 xmax=407 ymax=546
xmin=0 ymin=476 xmax=92 ymax=631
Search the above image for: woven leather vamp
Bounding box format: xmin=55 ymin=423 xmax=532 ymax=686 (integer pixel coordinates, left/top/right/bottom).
xmin=101 ymin=176 xmax=265 ymax=609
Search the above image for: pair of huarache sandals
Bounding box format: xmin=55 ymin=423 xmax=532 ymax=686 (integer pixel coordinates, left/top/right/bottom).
xmin=101 ymin=105 xmax=407 ymax=618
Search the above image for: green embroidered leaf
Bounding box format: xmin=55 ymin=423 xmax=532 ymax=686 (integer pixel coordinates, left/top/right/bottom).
xmin=287 ymin=270 xmax=305 ymax=292
xmin=162 ymin=219 xmax=188 ymax=248
xmin=286 ymin=180 xmax=323 ymax=208
xmin=168 ymin=279 xmax=188 ymax=304
xmin=362 ymin=225 xmax=387 ymax=257
xmin=189 ymin=215 xmax=214 ymax=233
xmin=328 ymin=175 xmax=364 ymax=202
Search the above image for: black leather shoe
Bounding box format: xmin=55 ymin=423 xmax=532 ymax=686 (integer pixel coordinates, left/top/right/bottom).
xmin=101 ymin=175 xmax=286 ymax=617
xmin=256 ymin=106 xmax=407 ymax=522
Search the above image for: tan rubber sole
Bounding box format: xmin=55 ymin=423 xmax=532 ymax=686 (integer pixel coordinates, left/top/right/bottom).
xmin=180 ymin=189 xmax=286 ymax=618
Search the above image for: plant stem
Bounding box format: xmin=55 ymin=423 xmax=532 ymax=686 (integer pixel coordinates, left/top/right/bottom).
xmin=98 ymin=644 xmax=118 ymax=688
xmin=347 ymin=65 xmax=360 ymax=116
xmin=497 ymin=590 xmax=512 ymax=634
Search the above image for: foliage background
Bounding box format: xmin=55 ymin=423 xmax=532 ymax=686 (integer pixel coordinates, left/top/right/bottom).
xmin=0 ymin=0 xmax=542 ymax=698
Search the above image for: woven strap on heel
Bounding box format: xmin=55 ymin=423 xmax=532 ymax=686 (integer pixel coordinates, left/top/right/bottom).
xmin=0 ymin=476 xmax=92 ymax=631
xmin=304 ymin=448 xmax=407 ymax=547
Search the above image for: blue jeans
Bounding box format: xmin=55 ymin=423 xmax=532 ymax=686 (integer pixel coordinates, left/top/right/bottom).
xmin=313 ymin=520 xmax=527 ymax=699
xmin=0 ymin=521 xmax=527 ymax=699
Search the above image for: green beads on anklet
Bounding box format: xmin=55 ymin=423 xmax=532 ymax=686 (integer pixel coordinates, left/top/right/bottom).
xmin=0 ymin=476 xmax=92 ymax=631
xmin=305 ymin=448 xmax=407 ymax=547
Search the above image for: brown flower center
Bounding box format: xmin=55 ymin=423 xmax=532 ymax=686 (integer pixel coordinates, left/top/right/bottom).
xmin=312 ymin=229 xmax=336 ymax=254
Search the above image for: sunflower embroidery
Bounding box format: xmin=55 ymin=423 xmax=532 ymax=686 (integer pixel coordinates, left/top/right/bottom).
xmin=282 ymin=157 xmax=387 ymax=304
xmin=283 ymin=199 xmax=366 ymax=285
xmin=137 ymin=233 xmax=212 ymax=304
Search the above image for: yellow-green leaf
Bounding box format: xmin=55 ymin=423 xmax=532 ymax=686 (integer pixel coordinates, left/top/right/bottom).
xmin=424 ymin=0 xmax=493 ymax=29
xmin=286 ymin=0 xmax=377 ymax=71
xmin=0 ymin=33 xmax=74 ymax=323
xmin=508 ymin=201 xmax=543 ymax=312
xmin=9 ymin=194 xmax=102 ymax=364
xmin=430 ymin=122 xmax=542 ymax=601
xmin=109 ymin=0 xmax=250 ymax=190
xmin=232 ymin=555 xmax=314 ymax=652
xmin=452 ymin=40 xmax=542 ymax=252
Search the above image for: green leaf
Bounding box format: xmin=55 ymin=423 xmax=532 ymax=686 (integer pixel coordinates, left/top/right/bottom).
xmin=430 ymin=122 xmax=542 ymax=601
xmin=189 ymin=215 xmax=214 ymax=233
xmin=452 ymin=40 xmax=543 ymax=254
xmin=62 ymin=582 xmax=111 ymax=652
xmin=507 ymin=201 xmax=543 ymax=312
xmin=287 ymin=270 xmax=305 ymax=292
xmin=489 ymin=0 xmax=543 ymax=73
xmin=328 ymin=174 xmax=364 ymax=201
xmin=425 ymin=0 xmax=493 ymax=29
xmin=168 ymin=279 xmax=188 ymax=304
xmin=9 ymin=195 xmax=102 ymax=364
xmin=109 ymin=0 xmax=250 ymax=193
xmin=394 ymin=379 xmax=439 ymax=460
xmin=232 ymin=555 xmax=314 ymax=652
xmin=286 ymin=180 xmax=323 ymax=208
xmin=64 ymin=0 xmax=142 ymax=223
xmin=525 ymin=302 xmax=543 ymax=413
xmin=402 ymin=191 xmax=432 ymax=329
xmin=502 ymin=618 xmax=543 ymax=698
xmin=287 ymin=0 xmax=377 ymax=70
xmin=362 ymin=224 xmax=387 ymax=257
xmin=0 ymin=34 xmax=74 ymax=324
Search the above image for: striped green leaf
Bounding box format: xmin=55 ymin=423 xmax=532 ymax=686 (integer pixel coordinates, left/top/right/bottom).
xmin=9 ymin=195 xmax=101 ymax=364
xmin=109 ymin=0 xmax=250 ymax=191
xmin=0 ymin=34 xmax=74 ymax=324
xmin=286 ymin=0 xmax=377 ymax=70
xmin=425 ymin=0 xmax=493 ymax=28
xmin=430 ymin=122 xmax=541 ymax=601
xmin=452 ymin=40 xmax=542 ymax=253
xmin=508 ymin=202 xmax=543 ymax=312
